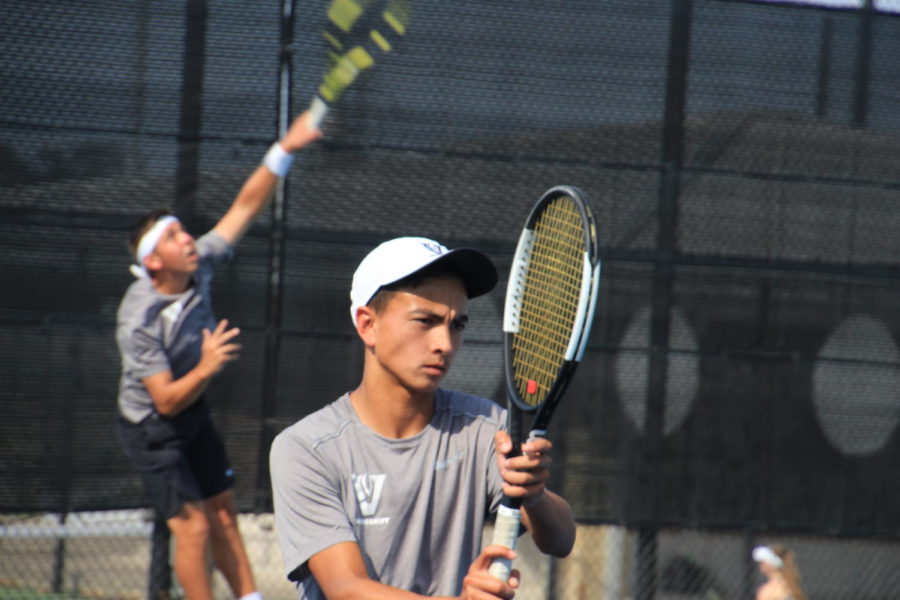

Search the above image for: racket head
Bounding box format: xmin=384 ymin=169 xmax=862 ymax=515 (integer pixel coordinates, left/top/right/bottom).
xmin=502 ymin=185 xmax=601 ymax=414
xmin=316 ymin=0 xmax=412 ymax=106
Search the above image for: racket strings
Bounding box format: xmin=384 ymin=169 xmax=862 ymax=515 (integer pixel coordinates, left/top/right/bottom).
xmin=320 ymin=0 xmax=411 ymax=103
xmin=512 ymin=197 xmax=585 ymax=405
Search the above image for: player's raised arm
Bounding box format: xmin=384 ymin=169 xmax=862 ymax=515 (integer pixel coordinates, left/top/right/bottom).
xmin=213 ymin=110 xmax=322 ymax=246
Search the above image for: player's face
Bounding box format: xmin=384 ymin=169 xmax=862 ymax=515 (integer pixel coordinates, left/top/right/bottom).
xmin=370 ymin=275 xmax=469 ymax=397
xmin=149 ymin=221 xmax=198 ymax=275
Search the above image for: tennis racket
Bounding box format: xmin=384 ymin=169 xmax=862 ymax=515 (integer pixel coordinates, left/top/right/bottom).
xmin=308 ymin=0 xmax=412 ymax=129
xmin=488 ymin=185 xmax=602 ymax=582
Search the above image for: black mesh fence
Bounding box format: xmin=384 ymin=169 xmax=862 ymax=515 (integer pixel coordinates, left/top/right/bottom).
xmin=2 ymin=0 xmax=900 ymax=598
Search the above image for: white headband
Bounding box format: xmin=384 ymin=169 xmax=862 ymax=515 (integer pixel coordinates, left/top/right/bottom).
xmin=129 ymin=215 xmax=179 ymax=279
xmin=752 ymin=546 xmax=784 ymax=569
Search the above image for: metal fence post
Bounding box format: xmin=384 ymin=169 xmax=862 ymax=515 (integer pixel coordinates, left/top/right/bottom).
xmin=636 ymin=1 xmax=692 ymax=598
xmin=148 ymin=512 xmax=173 ymax=600
xmin=256 ymin=0 xmax=296 ymax=513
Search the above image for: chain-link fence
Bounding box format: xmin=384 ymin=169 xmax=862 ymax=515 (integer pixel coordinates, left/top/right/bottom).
xmin=4 ymin=514 xmax=899 ymax=599
xmin=3 ymin=0 xmax=900 ymax=598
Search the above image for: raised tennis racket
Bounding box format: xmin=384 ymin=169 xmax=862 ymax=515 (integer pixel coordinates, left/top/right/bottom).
xmin=308 ymin=0 xmax=412 ymax=128
xmin=488 ymin=185 xmax=602 ymax=582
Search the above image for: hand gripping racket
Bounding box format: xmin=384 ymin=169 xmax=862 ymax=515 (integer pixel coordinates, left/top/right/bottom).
xmin=308 ymin=0 xmax=412 ymax=129
xmin=488 ymin=185 xmax=602 ymax=582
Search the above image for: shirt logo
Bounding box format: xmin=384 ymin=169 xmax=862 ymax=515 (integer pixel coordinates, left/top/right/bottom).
xmin=434 ymin=449 xmax=467 ymax=471
xmin=352 ymin=473 xmax=386 ymax=518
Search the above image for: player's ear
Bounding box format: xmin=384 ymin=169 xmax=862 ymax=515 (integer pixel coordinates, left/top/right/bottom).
xmin=143 ymin=252 xmax=163 ymax=273
xmin=355 ymin=306 xmax=378 ymax=346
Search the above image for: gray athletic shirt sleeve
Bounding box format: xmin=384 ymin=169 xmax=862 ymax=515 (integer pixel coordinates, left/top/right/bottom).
xmin=269 ymin=389 xmax=506 ymax=599
xmin=115 ymin=230 xmax=232 ymax=423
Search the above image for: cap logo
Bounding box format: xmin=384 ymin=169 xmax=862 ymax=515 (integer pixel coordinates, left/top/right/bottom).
xmin=422 ymin=241 xmax=445 ymax=256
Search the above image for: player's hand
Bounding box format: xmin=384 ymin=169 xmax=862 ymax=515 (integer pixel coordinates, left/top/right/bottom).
xmin=459 ymin=545 xmax=520 ymax=600
xmin=495 ymin=431 xmax=553 ymax=505
xmin=279 ymin=109 xmax=324 ymax=154
xmin=199 ymin=319 xmax=242 ymax=377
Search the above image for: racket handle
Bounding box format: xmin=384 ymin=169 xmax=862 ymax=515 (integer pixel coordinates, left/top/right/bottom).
xmin=308 ymin=96 xmax=329 ymax=130
xmin=488 ymin=504 xmax=521 ymax=581
xmin=527 ymin=429 xmax=546 ymax=444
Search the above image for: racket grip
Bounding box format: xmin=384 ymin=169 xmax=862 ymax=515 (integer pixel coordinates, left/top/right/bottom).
xmin=308 ymin=96 xmax=329 ymax=130
xmin=488 ymin=504 xmax=521 ymax=581
xmin=527 ymin=429 xmax=546 ymax=445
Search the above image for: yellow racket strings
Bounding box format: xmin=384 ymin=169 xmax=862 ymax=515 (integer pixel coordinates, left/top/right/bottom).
xmin=320 ymin=0 xmax=411 ymax=102
xmin=512 ymin=197 xmax=585 ymax=405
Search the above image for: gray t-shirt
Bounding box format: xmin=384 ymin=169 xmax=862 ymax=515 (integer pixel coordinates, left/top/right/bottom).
xmin=270 ymin=389 xmax=506 ymax=599
xmin=115 ymin=230 xmax=231 ymax=423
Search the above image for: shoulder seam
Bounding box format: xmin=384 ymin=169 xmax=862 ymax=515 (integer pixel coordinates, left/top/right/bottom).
xmin=310 ymin=418 xmax=354 ymax=451
xmin=443 ymin=397 xmax=504 ymax=427
xmin=454 ymin=410 xmax=503 ymax=426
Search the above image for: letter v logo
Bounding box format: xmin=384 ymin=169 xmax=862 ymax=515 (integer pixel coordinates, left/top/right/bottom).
xmin=352 ymin=473 xmax=386 ymax=517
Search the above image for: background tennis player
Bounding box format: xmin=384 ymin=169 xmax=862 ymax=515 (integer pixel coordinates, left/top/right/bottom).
xmin=115 ymin=111 xmax=321 ymax=600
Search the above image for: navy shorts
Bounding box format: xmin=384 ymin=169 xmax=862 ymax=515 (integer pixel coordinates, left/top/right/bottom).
xmin=117 ymin=399 xmax=235 ymax=520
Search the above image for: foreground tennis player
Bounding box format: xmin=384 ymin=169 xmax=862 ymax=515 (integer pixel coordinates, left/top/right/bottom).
xmin=115 ymin=111 xmax=321 ymax=600
xmin=270 ymin=237 xmax=576 ymax=599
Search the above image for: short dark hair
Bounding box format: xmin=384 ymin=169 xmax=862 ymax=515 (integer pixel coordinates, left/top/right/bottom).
xmin=367 ymin=262 xmax=464 ymax=315
xmin=128 ymin=208 xmax=174 ymax=259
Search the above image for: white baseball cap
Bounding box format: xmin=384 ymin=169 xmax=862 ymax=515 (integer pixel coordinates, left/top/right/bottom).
xmin=349 ymin=236 xmax=498 ymax=323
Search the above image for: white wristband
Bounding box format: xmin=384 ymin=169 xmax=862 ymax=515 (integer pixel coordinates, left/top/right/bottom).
xmin=263 ymin=142 xmax=294 ymax=177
